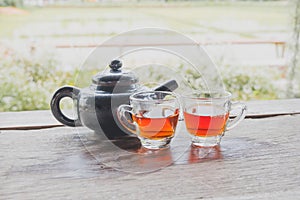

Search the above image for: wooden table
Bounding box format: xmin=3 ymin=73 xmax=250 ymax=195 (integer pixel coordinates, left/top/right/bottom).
xmin=1 ymin=99 xmax=300 ymax=199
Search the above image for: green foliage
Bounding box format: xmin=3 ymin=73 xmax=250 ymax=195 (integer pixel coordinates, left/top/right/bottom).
xmin=222 ymin=72 xmax=278 ymax=100
xmin=220 ymin=64 xmax=285 ymax=100
xmin=0 ymin=42 xmax=288 ymax=112
xmin=179 ymin=64 xmax=281 ymax=101
xmin=0 ymin=0 xmax=23 ymax=7
xmin=0 ymin=44 xmax=76 ymax=111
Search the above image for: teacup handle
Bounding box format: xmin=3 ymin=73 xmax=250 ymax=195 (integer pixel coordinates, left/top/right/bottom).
xmin=226 ymin=102 xmax=247 ymax=131
xmin=117 ymin=105 xmax=137 ymax=135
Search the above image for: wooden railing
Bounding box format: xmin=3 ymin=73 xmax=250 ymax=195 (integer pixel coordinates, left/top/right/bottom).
xmin=54 ymin=40 xmax=286 ymax=58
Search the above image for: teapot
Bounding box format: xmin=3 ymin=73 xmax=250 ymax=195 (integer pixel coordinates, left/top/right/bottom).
xmin=50 ymin=60 xmax=178 ymax=139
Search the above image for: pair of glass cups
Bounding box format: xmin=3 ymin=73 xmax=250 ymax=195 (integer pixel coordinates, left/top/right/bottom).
xmin=117 ymin=91 xmax=247 ymax=149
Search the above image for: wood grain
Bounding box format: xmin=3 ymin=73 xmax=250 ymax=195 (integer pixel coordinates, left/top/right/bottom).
xmin=1 ymin=113 xmax=300 ymax=199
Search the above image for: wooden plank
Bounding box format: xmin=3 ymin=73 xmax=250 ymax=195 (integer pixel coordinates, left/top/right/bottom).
xmin=0 ymin=115 xmax=300 ymax=199
xmin=245 ymin=99 xmax=300 ymax=118
xmin=1 ymin=99 xmax=300 ymax=130
xmin=0 ymin=110 xmax=62 ymax=130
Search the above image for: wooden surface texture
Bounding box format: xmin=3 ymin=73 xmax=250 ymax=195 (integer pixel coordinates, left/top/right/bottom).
xmin=1 ymin=99 xmax=300 ymax=199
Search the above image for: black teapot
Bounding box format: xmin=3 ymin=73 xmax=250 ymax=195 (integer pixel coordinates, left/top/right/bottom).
xmin=50 ymin=60 xmax=178 ymax=139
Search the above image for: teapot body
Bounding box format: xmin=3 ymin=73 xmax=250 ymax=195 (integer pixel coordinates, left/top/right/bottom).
xmin=78 ymin=87 xmax=139 ymax=138
xmin=51 ymin=85 xmax=146 ymax=139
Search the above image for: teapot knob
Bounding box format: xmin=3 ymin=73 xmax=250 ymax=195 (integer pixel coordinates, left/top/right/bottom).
xmin=109 ymin=60 xmax=122 ymax=72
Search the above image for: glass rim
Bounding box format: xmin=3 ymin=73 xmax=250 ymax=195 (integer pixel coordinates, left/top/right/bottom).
xmin=130 ymin=91 xmax=178 ymax=102
xmin=180 ymin=90 xmax=232 ymax=100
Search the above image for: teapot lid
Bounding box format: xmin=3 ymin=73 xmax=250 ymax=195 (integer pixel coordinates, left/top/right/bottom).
xmin=92 ymin=60 xmax=139 ymax=93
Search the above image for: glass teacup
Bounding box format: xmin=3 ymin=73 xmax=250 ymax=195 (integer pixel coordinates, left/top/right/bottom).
xmin=117 ymin=91 xmax=180 ymax=149
xmin=181 ymin=91 xmax=247 ymax=147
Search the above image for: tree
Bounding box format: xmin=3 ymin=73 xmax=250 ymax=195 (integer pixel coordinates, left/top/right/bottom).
xmin=287 ymin=0 xmax=300 ymax=97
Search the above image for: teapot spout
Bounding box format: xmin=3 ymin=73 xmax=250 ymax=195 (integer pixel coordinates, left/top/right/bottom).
xmin=152 ymin=80 xmax=178 ymax=92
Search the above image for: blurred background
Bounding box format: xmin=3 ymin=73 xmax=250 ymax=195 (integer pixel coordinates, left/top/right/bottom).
xmin=0 ymin=0 xmax=299 ymax=111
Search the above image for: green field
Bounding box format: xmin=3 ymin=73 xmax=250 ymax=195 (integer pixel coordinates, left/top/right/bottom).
xmin=0 ymin=2 xmax=291 ymax=40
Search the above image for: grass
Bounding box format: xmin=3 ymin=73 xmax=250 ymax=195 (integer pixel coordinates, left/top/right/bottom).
xmin=0 ymin=2 xmax=291 ymax=39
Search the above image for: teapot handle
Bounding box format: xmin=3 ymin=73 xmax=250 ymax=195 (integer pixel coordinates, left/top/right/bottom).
xmin=50 ymin=86 xmax=82 ymax=127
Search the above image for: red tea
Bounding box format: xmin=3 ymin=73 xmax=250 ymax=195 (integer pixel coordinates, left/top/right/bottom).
xmin=184 ymin=105 xmax=229 ymax=137
xmin=132 ymin=109 xmax=179 ymax=140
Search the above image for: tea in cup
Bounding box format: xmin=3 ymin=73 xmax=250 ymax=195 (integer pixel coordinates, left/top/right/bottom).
xmin=181 ymin=91 xmax=246 ymax=147
xmin=117 ymin=91 xmax=180 ymax=149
